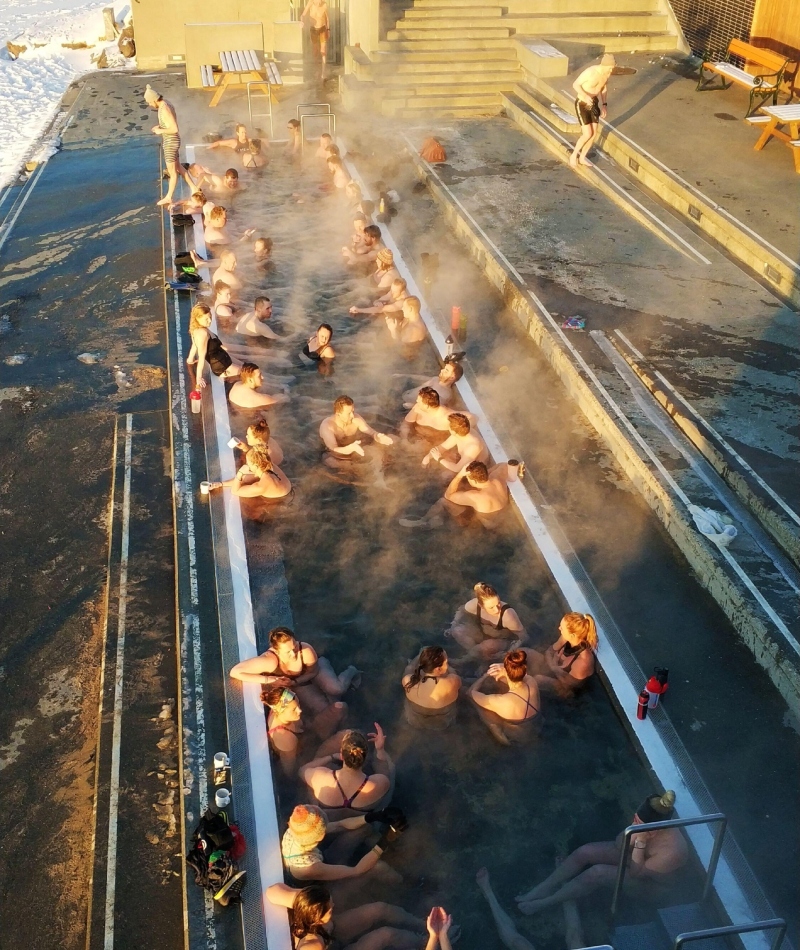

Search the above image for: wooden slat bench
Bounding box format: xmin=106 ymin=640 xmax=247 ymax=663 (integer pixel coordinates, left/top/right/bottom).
xmin=697 ymin=39 xmax=789 ymax=118
xmin=753 ymin=103 xmax=800 ymax=173
xmin=204 ymin=49 xmax=265 ymax=107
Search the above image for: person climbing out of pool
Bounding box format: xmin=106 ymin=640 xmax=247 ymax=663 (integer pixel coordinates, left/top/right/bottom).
xmin=343 ymin=225 xmax=382 ymax=268
xmin=228 ymin=362 xmax=290 ymax=409
xmin=208 ymin=446 xmax=292 ymax=507
xmin=401 ymin=359 xmax=464 ymax=408
xmin=144 ymin=84 xmax=183 ymax=207
xmin=300 ymin=725 xmax=394 ymax=818
xmin=302 ymin=0 xmax=330 ymax=77
xmin=515 ymin=790 xmax=688 ymax=913
xmin=446 ymin=582 xmax=527 ymax=663
xmin=231 ymin=417 xmax=284 ymax=466
xmin=387 ymin=296 xmax=427 ymax=347
xmin=208 ymin=123 xmax=253 ymax=154
xmin=186 ymin=303 xmax=240 ymax=388
xmin=350 ymin=277 xmax=408 ymax=319
xmin=230 ymin=626 xmax=360 ymax=714
xmin=401 ymin=389 xmax=472 ymax=440
xmin=422 ymin=413 xmax=489 ymax=474
xmin=212 ymin=249 xmax=242 ymax=292
xmin=236 ymin=297 xmax=286 ymax=341
xmin=319 ymin=395 xmax=394 ymax=463
xmin=260 ymin=686 xmax=346 ymax=777
xmin=401 ymin=646 xmax=461 ymax=729
xmin=399 ymin=460 xmax=517 ymax=529
xmin=266 ymin=883 xmax=434 ymax=950
xmin=302 ymin=324 xmax=335 ymax=363
xmin=281 ymin=804 xmax=405 ymax=889
xmin=524 ymin=612 xmax=597 ymax=696
xmin=570 ymin=53 xmax=615 ymax=168
xmin=475 ymin=868 xmax=534 ymax=950
xmin=469 ymin=650 xmax=541 ymax=746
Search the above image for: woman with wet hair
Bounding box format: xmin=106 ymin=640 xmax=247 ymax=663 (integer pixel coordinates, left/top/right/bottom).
xmin=525 ymin=612 xmax=598 ymax=696
xmin=266 ymin=883 xmax=439 ymax=950
xmin=469 ymin=650 xmax=541 ymax=746
xmin=231 ymin=417 xmax=284 ymax=466
xmin=401 ymin=647 xmax=461 ymax=729
xmin=260 ymin=686 xmax=346 ymax=777
xmin=208 ymin=122 xmax=252 ymax=153
xmin=243 ymin=138 xmax=267 ymax=170
xmin=230 ymin=626 xmax=360 ymax=715
xmin=300 ymin=724 xmax=394 ymax=818
xmin=186 ymin=303 xmax=240 ymax=388
xmin=447 ymin=582 xmax=527 ymax=662
xmin=302 ymin=324 xmax=335 ymax=362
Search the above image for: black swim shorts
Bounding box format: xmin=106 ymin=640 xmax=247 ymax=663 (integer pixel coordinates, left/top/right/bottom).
xmin=575 ymin=96 xmax=601 ymax=126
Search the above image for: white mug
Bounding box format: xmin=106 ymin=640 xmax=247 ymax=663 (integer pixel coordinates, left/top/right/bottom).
xmin=200 ymin=481 xmax=211 ymax=495
xmin=214 ymin=752 xmax=229 ymax=770
xmin=227 ymin=437 xmax=239 ymax=449
xmin=215 ymin=788 xmax=231 ymax=809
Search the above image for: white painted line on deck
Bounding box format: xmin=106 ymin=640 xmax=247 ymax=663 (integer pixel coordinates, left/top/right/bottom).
xmin=0 ymin=160 xmax=47 ymax=255
xmin=344 ymin=151 xmax=773 ymax=950
xmin=103 ymin=413 xmax=133 ymax=950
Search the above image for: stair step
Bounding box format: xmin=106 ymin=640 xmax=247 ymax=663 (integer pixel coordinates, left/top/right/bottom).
xmin=512 ymin=82 xmax=580 ymax=132
xmin=503 ymin=12 xmax=668 ymax=33
xmin=398 ymin=103 xmax=502 ymax=116
xmin=414 ymin=0 xmax=657 ymax=7
xmin=382 ymin=90 xmax=502 ymax=110
xmin=611 ymin=921 xmax=672 ymax=950
xmin=546 ymin=30 xmax=679 ymax=51
xmin=380 ymin=77 xmax=519 ymax=94
xmin=387 ymin=26 xmax=513 ymax=39
xmin=397 ymin=15 xmax=509 ymax=28
xmin=378 ymin=36 xmax=512 ymax=49
xmin=374 ymin=46 xmax=517 ymax=60
xmin=404 ymin=5 xmax=505 ymax=16
xmin=658 ymin=904 xmax=729 ymax=950
xmin=386 ymin=57 xmax=521 ymax=72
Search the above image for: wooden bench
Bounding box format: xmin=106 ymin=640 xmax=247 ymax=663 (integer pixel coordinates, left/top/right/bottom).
xmin=202 ymin=49 xmax=266 ymax=107
xmin=697 ymin=39 xmax=789 ymax=118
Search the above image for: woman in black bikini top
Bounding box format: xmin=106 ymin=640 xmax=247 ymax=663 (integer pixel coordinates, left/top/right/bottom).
xmin=470 ymin=650 xmax=541 ymax=745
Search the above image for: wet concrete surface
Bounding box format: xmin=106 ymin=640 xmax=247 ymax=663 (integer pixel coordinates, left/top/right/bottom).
xmin=0 ymin=73 xmax=180 ymax=949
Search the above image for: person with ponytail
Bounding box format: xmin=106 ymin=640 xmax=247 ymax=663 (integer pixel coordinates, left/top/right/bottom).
xmin=525 ymin=612 xmax=597 ymax=695
xmin=266 ymin=882 xmax=442 ymax=950
xmin=260 ymin=685 xmax=346 ymax=777
xmin=401 ymin=646 xmax=461 ymax=729
xmin=515 ymin=790 xmax=688 ymax=914
xmin=447 ymin=583 xmax=527 ymax=663
xmin=469 ymin=650 xmax=540 ymax=746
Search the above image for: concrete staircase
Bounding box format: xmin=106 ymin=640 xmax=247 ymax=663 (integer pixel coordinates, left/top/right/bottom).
xmin=347 ymin=0 xmax=680 ymax=117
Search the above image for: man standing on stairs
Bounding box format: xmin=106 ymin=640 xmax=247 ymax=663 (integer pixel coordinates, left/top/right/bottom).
xmin=570 ymin=53 xmax=616 ymax=168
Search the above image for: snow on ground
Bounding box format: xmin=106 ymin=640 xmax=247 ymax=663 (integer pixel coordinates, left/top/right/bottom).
xmin=0 ymin=1 xmax=134 ymax=191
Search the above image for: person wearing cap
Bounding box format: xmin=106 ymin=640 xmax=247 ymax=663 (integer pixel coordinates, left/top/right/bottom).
xmin=569 ymin=54 xmax=616 ymax=168
xmin=515 ymin=791 xmax=688 ymax=914
xmin=371 ymin=248 xmax=400 ymax=293
xmin=143 ymin=84 xmax=182 ymax=206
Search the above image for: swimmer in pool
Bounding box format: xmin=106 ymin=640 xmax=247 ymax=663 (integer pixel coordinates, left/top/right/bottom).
xmin=343 ymin=224 xmax=382 ymax=267
xmin=212 ymin=282 xmax=236 ymax=319
xmin=422 ymin=412 xmax=488 ymax=473
xmin=344 ymin=181 xmax=363 ymax=213
xmin=204 ymin=206 xmax=256 ymax=248
xmin=516 ymin=790 xmax=688 ymax=913
xmin=319 ymin=395 xmax=394 ymax=461
xmin=254 ymin=236 xmax=273 ymax=269
xmin=524 ymin=612 xmax=597 ymax=696
xmin=300 ymin=725 xmax=394 ymax=818
xmin=343 ymin=214 xmax=367 ymax=256
xmin=228 ymin=362 xmax=290 ymax=409
xmin=315 ymin=132 xmax=333 ymax=159
xmin=402 ymin=646 xmax=461 ymax=730
xmin=402 ymin=388 xmax=471 ymax=439
xmin=349 ymin=278 xmax=408 ymax=319
xmin=260 ymin=686 xmax=346 ymax=777
xmin=286 ymin=119 xmax=302 ymax=160
xmin=469 ymin=650 xmax=541 ymax=746
xmin=231 ymin=417 xmax=284 ymax=466
xmin=212 ymin=249 xmax=242 ymax=292
xmin=327 ymin=156 xmax=351 ymax=191
xmin=208 ymin=123 xmax=251 ymax=153
xmin=236 ymin=297 xmax=286 ymax=341
xmin=171 ymin=189 xmax=206 ymax=215
xmin=447 ymin=582 xmax=527 ymax=662
xmin=402 ymin=359 xmax=464 ymax=408
xmin=302 ymin=324 xmax=335 ymax=363
xmin=371 ymin=249 xmax=400 ymax=293
xmin=208 ymin=167 xmax=244 ymax=196
xmin=209 ymin=446 xmax=291 ymax=497
xmin=399 ymin=460 xmax=517 ymax=528
xmin=243 ymin=138 xmax=267 ymax=169
xmin=387 ymin=296 xmax=427 ymax=346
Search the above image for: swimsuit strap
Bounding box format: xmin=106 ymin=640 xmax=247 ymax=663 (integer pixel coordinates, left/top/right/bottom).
xmin=556 ymin=641 xmax=586 ymax=673
xmin=334 ymin=770 xmax=369 ymax=808
xmin=496 ymin=603 xmax=510 ymax=630
xmin=267 ymin=647 xmax=304 ymax=678
xmin=509 ymin=683 xmax=538 ymax=722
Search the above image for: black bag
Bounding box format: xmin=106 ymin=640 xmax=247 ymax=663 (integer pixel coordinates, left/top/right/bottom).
xmin=186 ymin=809 xmax=235 ymax=889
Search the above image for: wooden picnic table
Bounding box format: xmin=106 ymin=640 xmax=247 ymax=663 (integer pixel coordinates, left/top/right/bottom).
xmin=202 ymin=49 xmax=265 ymax=108
xmin=753 ymin=103 xmax=800 ymax=173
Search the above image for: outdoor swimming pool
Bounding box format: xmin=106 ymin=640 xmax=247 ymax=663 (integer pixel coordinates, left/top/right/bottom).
xmin=200 ymin=142 xmax=667 ymax=949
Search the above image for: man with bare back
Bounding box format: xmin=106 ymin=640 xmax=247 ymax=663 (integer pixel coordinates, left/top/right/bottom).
xmin=570 ymin=53 xmax=615 ymax=168
xmin=302 ymin=0 xmax=330 ymax=76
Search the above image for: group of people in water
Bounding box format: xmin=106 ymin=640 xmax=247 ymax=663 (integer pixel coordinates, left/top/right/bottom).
xmin=153 ymin=90 xmax=691 ymax=947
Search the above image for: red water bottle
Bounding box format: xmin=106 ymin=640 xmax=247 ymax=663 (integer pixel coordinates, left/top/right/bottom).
xmin=190 ymin=389 xmax=202 ymax=414
xmin=646 ymin=667 xmax=669 ymax=709
xmin=451 ymin=306 xmax=461 ymax=332
xmin=636 ymin=689 xmax=649 ymax=720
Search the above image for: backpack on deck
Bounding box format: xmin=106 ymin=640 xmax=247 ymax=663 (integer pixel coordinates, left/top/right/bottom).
xmin=186 ymin=808 xmax=244 ymax=892
xmin=420 ymin=138 xmax=447 ymax=163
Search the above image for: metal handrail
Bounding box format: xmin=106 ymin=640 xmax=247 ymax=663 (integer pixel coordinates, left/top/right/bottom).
xmin=611 ymin=813 xmax=727 ymax=916
xmin=299 ymin=112 xmax=335 ymax=154
xmin=674 ymin=918 xmax=786 ymax=950
xmin=296 ymin=102 xmax=332 ymax=118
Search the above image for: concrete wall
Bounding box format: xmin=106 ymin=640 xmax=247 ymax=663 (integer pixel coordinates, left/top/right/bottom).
xmin=133 ymin=0 xmax=292 ymax=70
xmin=668 ymin=0 xmax=756 ymax=59
xmin=346 ymin=0 xmax=380 ymax=54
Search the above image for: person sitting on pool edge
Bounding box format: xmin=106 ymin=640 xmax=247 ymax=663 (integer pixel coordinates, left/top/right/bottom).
xmin=228 ymin=362 xmax=290 ymax=409
xmin=469 ymin=649 xmax=540 ymax=746
xmin=231 ymin=417 xmax=284 ymax=466
xmin=300 ymin=724 xmax=394 ymax=818
xmin=402 ymin=646 xmax=461 ymax=730
xmin=236 ymin=297 xmax=286 ymax=341
xmin=422 ymin=412 xmax=489 ymax=474
xmin=524 ymin=612 xmax=598 ymax=696
xmin=400 ymin=460 xmax=520 ymax=529
xmin=515 ymin=790 xmax=688 ymax=913
xmin=319 ymin=395 xmax=394 ymax=464
xmin=187 ymin=302 xmax=240 ymax=388
xmin=402 ymin=359 xmax=464 ymax=408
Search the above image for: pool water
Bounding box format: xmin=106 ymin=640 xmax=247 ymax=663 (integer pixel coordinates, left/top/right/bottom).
xmin=208 ymin=147 xmax=659 ymax=949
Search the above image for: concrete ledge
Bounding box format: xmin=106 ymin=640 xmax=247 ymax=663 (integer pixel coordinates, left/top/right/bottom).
xmin=341 ymin=71 xmax=377 ymax=114
xmin=513 ymin=35 xmax=569 ymax=78
xmin=408 ymin=148 xmax=800 ymax=713
xmin=344 ymin=44 xmax=374 ymax=80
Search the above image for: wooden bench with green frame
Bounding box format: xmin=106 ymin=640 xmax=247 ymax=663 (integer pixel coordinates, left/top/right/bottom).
xmin=697 ymin=39 xmax=789 ymax=118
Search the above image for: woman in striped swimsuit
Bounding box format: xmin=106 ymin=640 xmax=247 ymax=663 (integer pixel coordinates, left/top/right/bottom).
xmin=144 ymin=84 xmax=181 ymax=206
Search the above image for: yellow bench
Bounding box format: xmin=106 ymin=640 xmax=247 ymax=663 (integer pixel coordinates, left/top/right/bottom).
xmin=697 ymin=39 xmax=789 ymax=118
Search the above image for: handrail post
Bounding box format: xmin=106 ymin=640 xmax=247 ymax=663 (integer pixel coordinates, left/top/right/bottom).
xmin=701 ymin=815 xmax=726 ymax=903
xmin=611 ymin=826 xmax=634 ymax=917
xmin=770 ymin=922 xmax=787 ymax=950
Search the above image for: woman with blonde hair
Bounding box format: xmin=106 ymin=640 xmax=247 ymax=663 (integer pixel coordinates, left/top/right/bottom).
xmin=258 ymin=686 xmax=345 ymax=777
xmin=231 ymin=417 xmax=284 ymax=466
xmin=186 ymin=302 xmax=239 ymax=388
xmin=208 ymin=446 xmax=292 ymax=519
xmin=525 ymin=612 xmax=597 ymax=695
xmin=446 ymin=582 xmax=527 ymax=662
